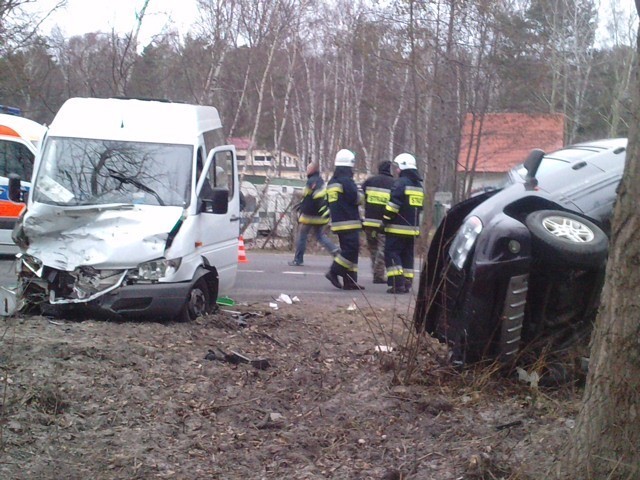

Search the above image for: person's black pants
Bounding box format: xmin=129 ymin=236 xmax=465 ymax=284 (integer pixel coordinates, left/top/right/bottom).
xmin=330 ymin=230 xmax=360 ymax=281
xmin=384 ymin=234 xmax=415 ymax=288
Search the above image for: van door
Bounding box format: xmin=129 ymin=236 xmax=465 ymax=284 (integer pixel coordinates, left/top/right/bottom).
xmin=196 ymin=145 xmax=239 ymax=293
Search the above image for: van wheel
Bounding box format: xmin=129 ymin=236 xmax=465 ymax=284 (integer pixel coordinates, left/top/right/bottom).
xmin=179 ymin=278 xmax=211 ymax=322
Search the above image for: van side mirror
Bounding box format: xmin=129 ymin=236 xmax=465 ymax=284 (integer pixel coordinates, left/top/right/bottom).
xmin=8 ymin=174 xmax=22 ymax=202
xmin=523 ymin=149 xmax=545 ymax=180
xmin=200 ymin=187 xmax=228 ymax=214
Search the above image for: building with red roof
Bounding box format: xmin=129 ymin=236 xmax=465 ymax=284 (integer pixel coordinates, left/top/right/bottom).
xmin=458 ymin=113 xmax=564 ymax=192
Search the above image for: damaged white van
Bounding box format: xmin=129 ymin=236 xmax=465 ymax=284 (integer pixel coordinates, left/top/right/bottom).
xmin=2 ymin=97 xmax=240 ymax=321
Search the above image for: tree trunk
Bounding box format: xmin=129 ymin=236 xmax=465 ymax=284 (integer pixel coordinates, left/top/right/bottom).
xmin=559 ymin=11 xmax=640 ymax=477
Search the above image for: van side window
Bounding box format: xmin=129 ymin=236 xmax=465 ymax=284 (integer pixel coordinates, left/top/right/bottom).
xmin=202 ymin=129 xmax=225 ymax=154
xmin=211 ymin=150 xmax=234 ymax=202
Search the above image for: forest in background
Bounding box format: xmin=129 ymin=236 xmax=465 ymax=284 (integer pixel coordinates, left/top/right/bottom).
xmin=0 ymin=0 xmax=637 ymax=205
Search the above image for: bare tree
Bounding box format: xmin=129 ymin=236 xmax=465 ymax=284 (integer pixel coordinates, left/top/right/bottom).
xmin=194 ymin=0 xmax=240 ymax=106
xmin=0 ymin=0 xmax=66 ymax=53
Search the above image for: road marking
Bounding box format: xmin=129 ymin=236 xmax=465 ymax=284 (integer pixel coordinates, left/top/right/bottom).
xmin=283 ymin=271 xmax=325 ymax=275
xmin=239 ymin=269 xmax=265 ymax=273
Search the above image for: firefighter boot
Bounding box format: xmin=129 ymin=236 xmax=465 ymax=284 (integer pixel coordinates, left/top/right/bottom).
xmin=325 ymin=270 xmax=343 ymax=289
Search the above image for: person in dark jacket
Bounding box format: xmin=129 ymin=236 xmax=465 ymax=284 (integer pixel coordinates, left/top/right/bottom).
xmin=361 ymin=160 xmax=395 ymax=284
xmin=325 ymin=149 xmax=364 ymax=290
xmin=289 ymin=162 xmax=339 ymax=266
xmin=383 ymin=153 xmax=424 ymax=294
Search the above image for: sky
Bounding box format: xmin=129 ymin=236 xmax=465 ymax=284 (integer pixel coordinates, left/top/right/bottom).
xmin=33 ymin=0 xmax=637 ymax=47
xmin=35 ymin=0 xmax=200 ymax=45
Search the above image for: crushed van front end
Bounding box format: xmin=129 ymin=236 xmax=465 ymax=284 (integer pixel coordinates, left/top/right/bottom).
xmin=15 ymin=253 xmax=196 ymax=319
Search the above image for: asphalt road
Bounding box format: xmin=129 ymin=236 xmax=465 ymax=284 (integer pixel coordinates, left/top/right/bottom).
xmin=234 ymin=250 xmax=415 ymax=309
xmin=0 ymin=251 xmax=416 ymax=311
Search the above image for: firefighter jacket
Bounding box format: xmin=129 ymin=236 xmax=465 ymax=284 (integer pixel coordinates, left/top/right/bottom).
xmin=327 ymin=166 xmax=362 ymax=232
xmin=361 ymin=162 xmax=395 ymax=230
xmin=298 ymin=171 xmax=330 ymax=225
xmin=383 ymin=169 xmax=424 ymax=236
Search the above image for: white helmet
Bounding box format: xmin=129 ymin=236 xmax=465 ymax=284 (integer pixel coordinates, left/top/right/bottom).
xmin=334 ymin=149 xmax=356 ymax=168
xmin=393 ymin=153 xmax=417 ymax=170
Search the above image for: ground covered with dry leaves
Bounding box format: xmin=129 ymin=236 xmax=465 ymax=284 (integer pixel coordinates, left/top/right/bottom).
xmin=0 ymin=301 xmax=583 ymax=479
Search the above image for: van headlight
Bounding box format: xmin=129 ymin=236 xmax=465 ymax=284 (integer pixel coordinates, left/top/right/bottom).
xmin=448 ymin=216 xmax=483 ymax=269
xmin=134 ymin=258 xmax=182 ymax=281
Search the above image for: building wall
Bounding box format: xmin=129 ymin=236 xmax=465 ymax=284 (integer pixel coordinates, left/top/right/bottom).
xmin=236 ymin=147 xmax=303 ymax=180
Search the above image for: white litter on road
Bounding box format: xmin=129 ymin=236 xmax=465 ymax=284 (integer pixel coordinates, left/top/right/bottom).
xmin=277 ymin=293 xmax=293 ymax=304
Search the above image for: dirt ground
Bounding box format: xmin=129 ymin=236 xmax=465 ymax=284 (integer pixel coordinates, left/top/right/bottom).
xmin=0 ymin=296 xmax=584 ymax=479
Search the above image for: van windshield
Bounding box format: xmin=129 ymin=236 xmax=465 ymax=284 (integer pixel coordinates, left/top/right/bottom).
xmin=32 ymin=137 xmax=193 ymax=207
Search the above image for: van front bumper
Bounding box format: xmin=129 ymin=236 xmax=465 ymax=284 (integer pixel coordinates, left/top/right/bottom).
xmin=90 ymin=281 xmax=192 ymax=319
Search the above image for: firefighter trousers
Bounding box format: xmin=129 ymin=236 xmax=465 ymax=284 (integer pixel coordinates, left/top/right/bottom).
xmin=330 ymin=230 xmax=360 ymax=282
xmin=384 ymin=234 xmax=415 ymax=289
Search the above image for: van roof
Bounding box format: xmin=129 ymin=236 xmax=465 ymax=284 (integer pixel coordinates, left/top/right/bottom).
xmin=48 ymin=97 xmax=223 ymax=144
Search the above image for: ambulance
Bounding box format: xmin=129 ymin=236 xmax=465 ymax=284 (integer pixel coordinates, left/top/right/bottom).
xmin=0 ymin=108 xmax=47 ymax=254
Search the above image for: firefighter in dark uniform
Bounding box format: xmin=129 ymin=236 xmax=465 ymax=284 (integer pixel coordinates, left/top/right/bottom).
xmin=325 ymin=149 xmax=365 ymax=290
xmin=383 ymin=153 xmax=424 ymax=294
xmin=361 ymin=160 xmax=395 ymax=284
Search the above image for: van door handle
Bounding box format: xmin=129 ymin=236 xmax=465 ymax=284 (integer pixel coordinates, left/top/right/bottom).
xmin=230 ymin=216 xmax=240 ymax=222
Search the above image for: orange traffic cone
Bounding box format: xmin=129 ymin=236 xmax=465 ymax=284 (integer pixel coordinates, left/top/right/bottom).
xmin=238 ymin=235 xmax=248 ymax=263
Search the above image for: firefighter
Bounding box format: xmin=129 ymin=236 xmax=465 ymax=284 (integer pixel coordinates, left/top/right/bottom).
xmin=383 ymin=153 xmax=424 ymax=294
xmin=361 ymin=160 xmax=395 ymax=284
xmin=325 ymin=149 xmax=364 ymax=290
xmin=288 ymin=162 xmax=339 ymax=266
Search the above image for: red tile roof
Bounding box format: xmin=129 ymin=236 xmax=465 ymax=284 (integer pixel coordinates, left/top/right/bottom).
xmin=228 ymin=137 xmax=253 ymax=150
xmin=458 ymin=113 xmax=564 ymax=173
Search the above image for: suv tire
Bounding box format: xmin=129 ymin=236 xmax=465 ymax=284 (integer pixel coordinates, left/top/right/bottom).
xmin=525 ymin=210 xmax=608 ymax=269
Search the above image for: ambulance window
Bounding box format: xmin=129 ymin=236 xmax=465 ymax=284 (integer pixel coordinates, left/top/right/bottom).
xmin=0 ymin=140 xmax=34 ymax=178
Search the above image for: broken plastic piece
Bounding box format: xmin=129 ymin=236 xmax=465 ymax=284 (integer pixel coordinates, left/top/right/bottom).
xmin=277 ymin=293 xmax=293 ymax=304
xmin=225 ymin=350 xmax=251 ymax=364
xmin=0 ymin=286 xmax=18 ymax=317
xmin=217 ymin=296 xmax=236 ymax=306
xmin=250 ymin=359 xmax=271 ymax=370
xmin=375 ymin=345 xmax=393 ymax=353
xmin=516 ymin=367 xmax=540 ymax=389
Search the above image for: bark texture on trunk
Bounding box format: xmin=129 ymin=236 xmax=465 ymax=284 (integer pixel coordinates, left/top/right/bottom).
xmin=560 ymin=16 xmax=640 ymax=478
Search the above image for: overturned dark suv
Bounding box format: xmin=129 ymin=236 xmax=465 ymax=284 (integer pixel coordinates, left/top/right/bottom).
xmin=414 ymin=138 xmax=627 ymax=364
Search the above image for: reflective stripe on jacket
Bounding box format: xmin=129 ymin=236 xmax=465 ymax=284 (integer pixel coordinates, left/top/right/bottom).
xmin=298 ymin=172 xmax=330 ymax=225
xmin=383 ymin=170 xmax=424 ymax=236
xmin=362 ymin=179 xmax=394 ymax=229
xmin=327 ymin=166 xmax=362 ymax=233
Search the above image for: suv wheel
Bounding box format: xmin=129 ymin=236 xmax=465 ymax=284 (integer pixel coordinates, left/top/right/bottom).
xmin=525 ymin=210 xmax=608 ymax=269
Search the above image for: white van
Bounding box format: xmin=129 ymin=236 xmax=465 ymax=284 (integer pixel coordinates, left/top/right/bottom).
xmin=0 ymin=112 xmax=46 ymax=254
xmin=2 ymin=97 xmax=239 ymax=321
